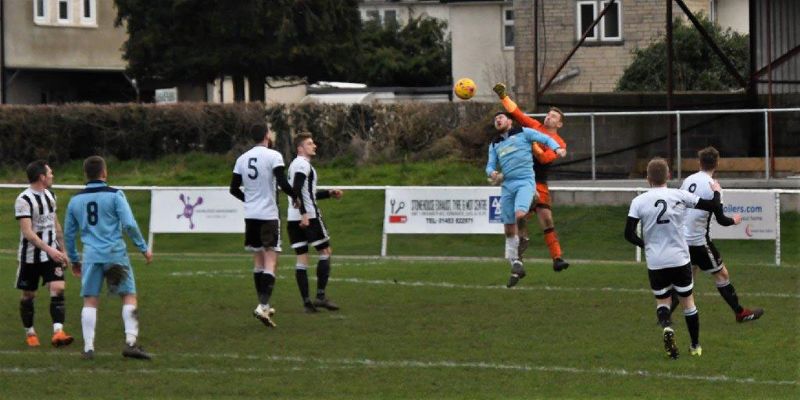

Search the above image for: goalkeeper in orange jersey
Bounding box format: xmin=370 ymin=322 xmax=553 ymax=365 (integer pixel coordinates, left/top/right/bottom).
xmin=492 ymin=83 xmax=569 ymax=272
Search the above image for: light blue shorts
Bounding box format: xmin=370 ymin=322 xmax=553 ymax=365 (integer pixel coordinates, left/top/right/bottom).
xmin=501 ymin=179 xmax=535 ymax=224
xmin=81 ymin=262 xmax=137 ymax=297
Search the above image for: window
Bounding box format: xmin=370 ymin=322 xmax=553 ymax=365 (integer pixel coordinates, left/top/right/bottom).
xmin=34 ymin=0 xmax=48 ymax=23
xmin=577 ymin=1 xmax=598 ymax=40
xmin=365 ymin=10 xmax=380 ymax=24
xmin=57 ymin=0 xmax=70 ymax=23
xmin=362 ymin=8 xmax=398 ymax=27
xmin=600 ymin=1 xmax=621 ymax=40
xmin=503 ymin=7 xmax=514 ymax=49
xmin=80 ymin=0 xmax=96 ymax=25
xmin=576 ymin=0 xmax=623 ymax=42
xmin=384 ymin=9 xmax=397 ymax=26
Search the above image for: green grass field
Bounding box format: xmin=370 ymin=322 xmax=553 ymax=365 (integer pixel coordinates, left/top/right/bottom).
xmin=0 ymin=253 xmax=797 ymax=399
xmin=0 ymin=154 xmax=798 ymax=398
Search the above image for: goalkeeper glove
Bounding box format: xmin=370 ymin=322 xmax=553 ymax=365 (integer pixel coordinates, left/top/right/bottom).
xmin=492 ymin=83 xmax=507 ymax=99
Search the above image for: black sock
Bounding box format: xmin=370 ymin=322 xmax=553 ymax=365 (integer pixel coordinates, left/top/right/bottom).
xmin=253 ymin=272 xmax=265 ymax=299
xmin=316 ymin=258 xmax=330 ymax=299
xmin=20 ymin=298 xmax=34 ymax=329
xmin=295 ymin=268 xmax=310 ymax=303
xmin=50 ymin=295 xmax=66 ymax=324
xmin=669 ymin=292 xmax=680 ymax=315
xmin=717 ymin=283 xmax=744 ymax=314
xmin=656 ymin=305 xmax=672 ymax=328
xmin=685 ymin=309 xmax=700 ymax=347
xmin=257 ymin=273 xmax=276 ymax=306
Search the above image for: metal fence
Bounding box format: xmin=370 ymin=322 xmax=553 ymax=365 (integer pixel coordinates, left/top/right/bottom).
xmin=527 ymin=107 xmax=800 ymax=180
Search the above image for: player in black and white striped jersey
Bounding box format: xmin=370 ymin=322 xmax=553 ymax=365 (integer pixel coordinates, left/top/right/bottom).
xmin=287 ymin=132 xmax=343 ymax=313
xmin=14 ymin=160 xmax=74 ymax=348
xmin=681 ymin=147 xmax=762 ymax=323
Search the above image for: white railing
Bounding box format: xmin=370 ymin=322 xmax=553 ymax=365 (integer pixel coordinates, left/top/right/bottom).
xmin=2 ymin=183 xmax=794 ymax=266
xmin=526 ymin=107 xmax=800 ymax=180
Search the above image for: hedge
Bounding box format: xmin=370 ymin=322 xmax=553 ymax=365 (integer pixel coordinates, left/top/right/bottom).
xmin=0 ymin=102 xmax=501 ymax=167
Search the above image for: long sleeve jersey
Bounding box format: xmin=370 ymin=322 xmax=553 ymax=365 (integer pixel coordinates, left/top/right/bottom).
xmin=64 ymin=180 xmax=147 ymax=265
xmin=485 ymin=126 xmax=562 ymax=182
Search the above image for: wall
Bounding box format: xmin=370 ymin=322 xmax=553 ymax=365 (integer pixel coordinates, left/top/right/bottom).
xmin=4 ymin=0 xmax=127 ymax=70
xmin=714 ymin=0 xmax=748 ymax=33
xmin=450 ymin=2 xmax=514 ymax=102
xmin=515 ymin=0 xmax=711 ymax=103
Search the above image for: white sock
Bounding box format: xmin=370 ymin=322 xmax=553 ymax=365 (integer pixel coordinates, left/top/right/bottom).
xmin=122 ymin=304 xmax=139 ymax=346
xmin=81 ymin=307 xmax=97 ymax=352
xmin=25 ymin=327 xmax=36 ymax=336
xmin=505 ymin=236 xmax=519 ymax=260
xmin=53 ymin=323 xmax=63 ymax=333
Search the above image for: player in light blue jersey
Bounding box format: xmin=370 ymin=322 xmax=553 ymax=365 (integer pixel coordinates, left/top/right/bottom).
xmin=486 ymin=112 xmax=566 ymax=287
xmin=64 ymin=156 xmax=153 ymax=360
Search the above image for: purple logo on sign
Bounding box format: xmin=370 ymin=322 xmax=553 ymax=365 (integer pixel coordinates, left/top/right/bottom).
xmin=177 ymin=194 xmax=204 ymax=229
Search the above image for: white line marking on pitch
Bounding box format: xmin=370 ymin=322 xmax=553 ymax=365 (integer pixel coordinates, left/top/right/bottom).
xmin=0 ymin=350 xmax=794 ymax=386
xmin=167 ymin=270 xmax=800 ymax=299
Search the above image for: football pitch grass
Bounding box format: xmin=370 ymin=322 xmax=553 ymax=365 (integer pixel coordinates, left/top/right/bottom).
xmin=0 ymin=251 xmax=797 ymax=399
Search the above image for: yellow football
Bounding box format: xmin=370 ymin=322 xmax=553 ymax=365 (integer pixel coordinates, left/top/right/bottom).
xmin=454 ymin=78 xmax=476 ymax=100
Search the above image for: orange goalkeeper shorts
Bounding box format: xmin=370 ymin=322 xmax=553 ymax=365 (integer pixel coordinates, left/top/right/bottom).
xmin=532 ymin=182 xmax=551 ymax=210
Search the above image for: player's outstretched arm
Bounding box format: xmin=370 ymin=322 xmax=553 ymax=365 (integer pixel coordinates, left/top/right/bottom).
xmin=316 ymin=189 xmax=342 ymax=200
xmin=694 ymin=182 xmax=722 ymax=212
xmin=624 ymin=217 xmax=644 ymax=248
xmin=494 ymin=83 xmax=543 ymax=129
xmin=707 ymin=181 xmax=741 ymax=226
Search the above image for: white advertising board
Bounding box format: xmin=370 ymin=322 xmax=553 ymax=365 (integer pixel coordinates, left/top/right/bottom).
xmin=711 ymin=192 xmax=777 ymax=240
xmin=150 ymin=189 xmax=244 ymax=233
xmin=384 ymin=187 xmax=504 ymax=234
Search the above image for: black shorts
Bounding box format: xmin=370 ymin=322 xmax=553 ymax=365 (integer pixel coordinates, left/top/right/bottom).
xmin=244 ymin=219 xmax=281 ymax=252
xmin=15 ymin=260 xmax=65 ymax=291
xmin=287 ymin=218 xmax=330 ymax=255
xmin=689 ymin=242 xmax=723 ymax=274
xmin=647 ymin=263 xmax=694 ymax=299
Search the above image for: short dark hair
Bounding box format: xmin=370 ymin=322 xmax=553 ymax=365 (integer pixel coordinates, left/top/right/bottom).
xmin=293 ymin=132 xmax=313 ymax=150
xmin=493 ymin=111 xmax=513 ymax=119
xmin=698 ymin=146 xmax=719 ymax=171
xmin=549 ymin=106 xmax=565 ymax=124
xmin=250 ymin=124 xmax=268 ymax=143
xmin=646 ymin=157 xmax=670 ymax=186
xmin=83 ymin=156 xmax=106 ymax=180
xmin=26 ymin=160 xmax=49 ymax=183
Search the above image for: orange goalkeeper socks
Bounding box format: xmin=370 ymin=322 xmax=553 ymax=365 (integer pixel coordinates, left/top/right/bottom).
xmin=543 ymin=228 xmax=562 ymax=259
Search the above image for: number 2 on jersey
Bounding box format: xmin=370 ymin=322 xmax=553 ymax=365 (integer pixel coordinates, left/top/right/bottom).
xmin=654 ymin=199 xmax=669 ymax=224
